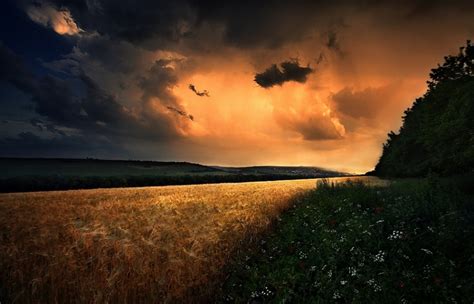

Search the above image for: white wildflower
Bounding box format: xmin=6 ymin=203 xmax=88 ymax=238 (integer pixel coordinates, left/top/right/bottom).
xmin=367 ymin=279 xmax=382 ymax=292
xmin=388 ymin=230 xmax=403 ymax=240
xmin=373 ymin=250 xmax=385 ymax=262
xmin=421 ymin=248 xmax=433 ymax=255
xmin=298 ymin=251 xmax=308 ymax=260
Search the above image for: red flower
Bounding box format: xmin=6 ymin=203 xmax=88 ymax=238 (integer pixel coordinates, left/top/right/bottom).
xmin=299 ymin=261 xmax=305 ymax=270
xmin=374 ymin=207 xmax=384 ymax=214
xmin=399 ymin=281 xmax=405 ymax=288
xmin=328 ymin=219 xmax=337 ymax=226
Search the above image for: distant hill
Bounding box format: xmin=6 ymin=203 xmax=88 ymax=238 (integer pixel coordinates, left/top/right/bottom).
xmin=0 ymin=158 xmax=225 ymax=179
xmin=213 ymin=165 xmax=345 ymax=177
xmin=0 ymin=158 xmax=348 ymax=192
xmin=374 ymin=41 xmax=474 ymax=177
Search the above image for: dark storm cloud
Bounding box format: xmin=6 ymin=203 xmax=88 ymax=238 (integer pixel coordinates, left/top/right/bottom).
xmin=0 ymin=42 xmax=37 ymax=92
xmin=0 ymin=43 xmax=186 ymax=143
xmin=332 ymin=86 xmax=392 ymax=120
xmin=29 ymin=0 xmax=196 ymax=50
xmin=76 ymin=34 xmax=149 ymax=73
xmin=30 ymin=118 xmax=65 ymax=135
xmin=30 ymin=118 xmax=44 ymax=131
xmin=294 ymin=119 xmax=343 ymax=140
xmin=166 ymin=106 xmax=194 ymax=121
xmin=23 ymin=0 xmax=318 ymax=50
xmin=0 ymin=131 xmax=126 ymax=158
xmin=275 ymin=108 xmax=344 ymax=141
xmin=15 ymin=0 xmax=474 ymax=53
xmin=192 ymin=1 xmax=329 ymax=49
xmin=139 ymin=59 xmax=180 ymax=101
xmin=325 ymin=31 xmax=344 ymax=56
xmin=255 ymin=60 xmax=314 ymax=88
xmin=188 ymin=84 xmax=209 ymax=97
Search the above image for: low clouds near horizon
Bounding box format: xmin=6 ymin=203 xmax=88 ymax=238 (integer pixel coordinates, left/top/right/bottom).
xmin=1 ymin=0 xmax=474 ymax=172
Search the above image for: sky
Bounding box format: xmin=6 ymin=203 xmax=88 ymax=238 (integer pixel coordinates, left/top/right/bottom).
xmin=0 ymin=0 xmax=473 ymax=173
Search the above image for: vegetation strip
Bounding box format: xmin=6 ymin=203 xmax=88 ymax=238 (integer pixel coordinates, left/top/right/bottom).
xmin=220 ymin=179 xmax=474 ymax=303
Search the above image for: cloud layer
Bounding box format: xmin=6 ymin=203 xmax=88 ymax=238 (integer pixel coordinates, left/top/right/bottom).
xmin=1 ymin=0 xmax=474 ymax=172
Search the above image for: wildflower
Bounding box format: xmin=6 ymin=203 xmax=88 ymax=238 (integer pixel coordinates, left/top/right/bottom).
xmin=261 ymin=286 xmax=273 ymax=296
xmin=373 ymin=250 xmax=385 ymax=262
xmin=387 ymin=230 xmax=403 ymax=240
xmin=376 ymin=219 xmax=384 ymax=224
xmin=367 ymin=279 xmax=382 ymax=292
xmin=423 ymin=265 xmax=433 ymax=274
xmin=333 ymin=291 xmax=341 ymax=299
xmin=298 ymin=251 xmax=308 ymax=260
xmin=340 ymin=280 xmax=347 ymax=285
xmin=421 ymin=248 xmax=433 ymax=255
xmin=348 ymin=267 xmax=357 ymax=277
xmin=310 ymin=266 xmax=317 ymax=272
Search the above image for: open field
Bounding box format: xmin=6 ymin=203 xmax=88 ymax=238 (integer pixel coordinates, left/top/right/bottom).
xmin=0 ymin=158 xmax=347 ymax=192
xmin=0 ymin=176 xmax=376 ymax=302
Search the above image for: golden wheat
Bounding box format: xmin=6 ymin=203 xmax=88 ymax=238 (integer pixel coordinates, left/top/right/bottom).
xmin=0 ymin=177 xmax=373 ymax=303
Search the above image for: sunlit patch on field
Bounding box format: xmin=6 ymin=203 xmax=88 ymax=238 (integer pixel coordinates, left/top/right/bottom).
xmin=0 ymin=177 xmax=376 ymax=302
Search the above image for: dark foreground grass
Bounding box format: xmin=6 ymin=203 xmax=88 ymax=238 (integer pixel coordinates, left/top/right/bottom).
xmin=220 ymin=179 xmax=474 ymax=303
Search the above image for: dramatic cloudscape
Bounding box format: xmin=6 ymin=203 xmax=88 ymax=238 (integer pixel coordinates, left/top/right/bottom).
xmin=1 ymin=0 xmax=473 ymax=172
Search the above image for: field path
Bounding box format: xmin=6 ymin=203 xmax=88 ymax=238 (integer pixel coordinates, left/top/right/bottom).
xmin=0 ymin=177 xmax=377 ymax=302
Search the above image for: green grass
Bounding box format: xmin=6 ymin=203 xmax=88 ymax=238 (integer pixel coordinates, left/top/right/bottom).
xmin=220 ymin=179 xmax=474 ymax=303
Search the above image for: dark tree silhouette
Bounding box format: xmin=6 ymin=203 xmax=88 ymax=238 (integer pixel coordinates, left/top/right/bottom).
xmin=375 ymin=41 xmax=474 ymax=177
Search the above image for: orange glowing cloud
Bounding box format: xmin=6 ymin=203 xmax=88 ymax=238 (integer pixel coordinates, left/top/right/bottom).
xmin=26 ymin=3 xmax=81 ymax=36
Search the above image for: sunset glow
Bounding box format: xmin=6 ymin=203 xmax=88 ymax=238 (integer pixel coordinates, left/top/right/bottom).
xmin=1 ymin=1 xmax=474 ymax=172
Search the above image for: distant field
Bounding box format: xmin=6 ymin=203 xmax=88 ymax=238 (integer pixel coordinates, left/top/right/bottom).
xmin=0 ymin=176 xmax=376 ymax=303
xmin=0 ymin=158 xmax=348 ymax=192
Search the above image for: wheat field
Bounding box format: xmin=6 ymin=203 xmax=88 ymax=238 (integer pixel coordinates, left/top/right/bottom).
xmin=0 ymin=177 xmax=372 ymax=303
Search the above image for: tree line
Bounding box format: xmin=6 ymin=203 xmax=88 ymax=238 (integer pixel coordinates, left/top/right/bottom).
xmin=374 ymin=41 xmax=474 ymax=177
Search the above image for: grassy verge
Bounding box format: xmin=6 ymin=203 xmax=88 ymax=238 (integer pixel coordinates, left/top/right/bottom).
xmin=220 ymin=179 xmax=474 ymax=303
